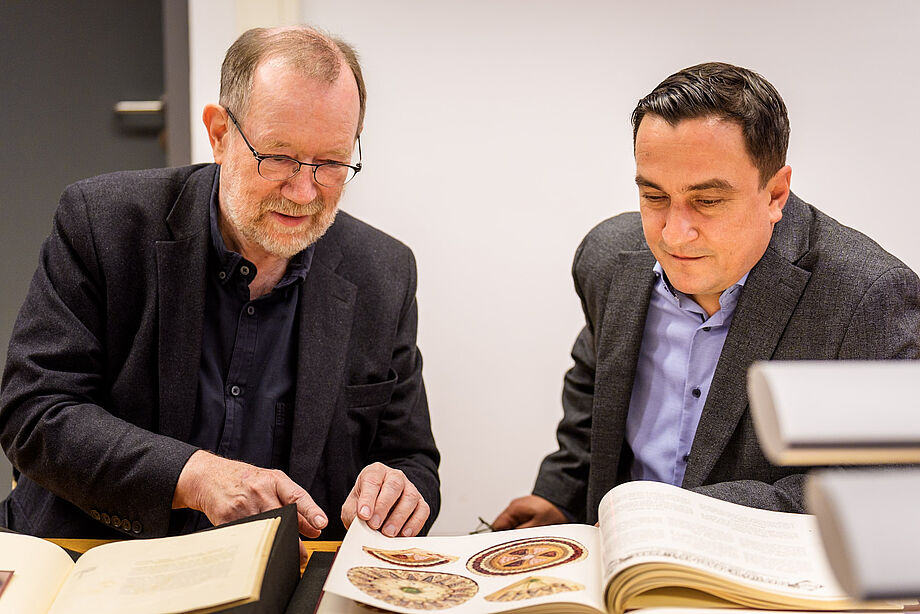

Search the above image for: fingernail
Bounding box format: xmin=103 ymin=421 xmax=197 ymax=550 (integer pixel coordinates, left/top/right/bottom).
xmin=314 ymin=514 xmax=327 ymax=528
xmin=402 ymin=527 xmax=413 ymax=537
xmin=384 ymin=524 xmax=397 ymax=537
xmin=360 ymin=506 xmax=371 ymax=518
xmin=370 ymin=514 xmax=381 ymax=529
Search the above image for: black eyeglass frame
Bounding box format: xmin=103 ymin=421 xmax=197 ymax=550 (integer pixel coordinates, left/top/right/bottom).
xmin=225 ymin=108 xmax=362 ymax=187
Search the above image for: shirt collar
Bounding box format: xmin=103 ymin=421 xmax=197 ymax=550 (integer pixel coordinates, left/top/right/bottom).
xmin=653 ymin=261 xmax=748 ymax=324
xmin=207 ymin=167 xmax=313 ymax=289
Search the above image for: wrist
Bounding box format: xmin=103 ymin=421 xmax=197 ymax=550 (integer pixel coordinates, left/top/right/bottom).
xmin=173 ymin=449 xmax=210 ymax=510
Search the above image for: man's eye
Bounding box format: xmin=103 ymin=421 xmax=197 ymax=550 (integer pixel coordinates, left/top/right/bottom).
xmin=696 ymin=199 xmax=722 ymax=207
xmin=641 ymin=194 xmax=668 ymax=203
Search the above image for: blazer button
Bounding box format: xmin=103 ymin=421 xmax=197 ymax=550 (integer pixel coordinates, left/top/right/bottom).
xmin=132 ymin=520 xmax=143 ymax=534
xmin=90 ymin=509 xmax=101 ymax=521
xmin=101 ymin=513 xmax=111 ymax=525
xmin=112 ymin=515 xmax=121 ymax=527
xmin=122 ymin=518 xmax=132 ymax=531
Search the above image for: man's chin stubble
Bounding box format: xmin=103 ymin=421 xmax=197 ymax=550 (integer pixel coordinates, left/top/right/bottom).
xmin=258 ymin=207 xmax=338 ymax=258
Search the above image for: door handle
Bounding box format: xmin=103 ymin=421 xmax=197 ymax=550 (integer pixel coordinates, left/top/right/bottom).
xmin=113 ymin=100 xmax=164 ymax=115
xmin=113 ymin=99 xmax=164 ymax=134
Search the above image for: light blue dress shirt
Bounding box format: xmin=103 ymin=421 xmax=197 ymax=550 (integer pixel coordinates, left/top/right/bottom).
xmin=625 ymin=262 xmax=748 ymax=486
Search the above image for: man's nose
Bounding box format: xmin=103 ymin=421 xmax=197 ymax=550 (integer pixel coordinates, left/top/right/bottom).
xmin=660 ymin=202 xmax=699 ymax=246
xmin=281 ymin=167 xmax=320 ymax=204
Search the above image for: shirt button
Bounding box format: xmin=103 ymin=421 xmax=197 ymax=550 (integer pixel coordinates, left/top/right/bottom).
xmin=240 ymin=265 xmax=250 ymax=276
xmin=218 ymin=271 xmax=227 ymax=280
xmin=230 ymin=385 xmax=241 ymax=396
xmin=691 ymin=388 xmax=701 ymax=398
xmin=702 ymin=326 xmax=711 ymax=332
xmin=246 ymin=305 xmax=255 ymax=316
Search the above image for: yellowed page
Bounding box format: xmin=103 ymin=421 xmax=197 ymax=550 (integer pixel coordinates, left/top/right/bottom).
xmin=0 ymin=532 xmax=74 ymax=614
xmin=597 ymin=481 xmax=850 ymax=606
xmin=46 ymin=517 xmax=278 ymax=614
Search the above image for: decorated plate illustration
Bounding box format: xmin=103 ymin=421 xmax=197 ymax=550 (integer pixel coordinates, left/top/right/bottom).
xmin=347 ymin=566 xmax=478 ymax=610
xmin=362 ymin=546 xmax=459 ymax=568
xmin=466 ymin=537 xmax=587 ymax=576
xmin=485 ymin=575 xmax=585 ymax=602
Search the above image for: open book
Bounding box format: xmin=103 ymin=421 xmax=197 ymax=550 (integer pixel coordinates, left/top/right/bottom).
xmin=0 ymin=506 xmax=300 ymax=614
xmin=319 ymin=481 xmax=908 ymax=614
xmin=747 ymin=361 xmax=920 ymax=465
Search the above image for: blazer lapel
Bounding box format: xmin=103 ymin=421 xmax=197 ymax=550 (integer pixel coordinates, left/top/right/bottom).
xmin=683 ymin=246 xmax=810 ymax=487
xmin=288 ymin=235 xmax=357 ymax=491
xmin=588 ymin=249 xmax=656 ymax=510
xmin=156 ymin=167 xmax=213 ymax=441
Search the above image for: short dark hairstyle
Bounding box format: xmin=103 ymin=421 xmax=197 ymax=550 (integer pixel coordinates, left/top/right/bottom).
xmin=220 ymin=25 xmax=366 ymax=139
xmin=631 ymin=62 xmax=789 ymax=187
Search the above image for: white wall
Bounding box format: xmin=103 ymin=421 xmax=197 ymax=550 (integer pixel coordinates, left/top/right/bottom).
xmin=189 ymin=0 xmax=920 ymax=535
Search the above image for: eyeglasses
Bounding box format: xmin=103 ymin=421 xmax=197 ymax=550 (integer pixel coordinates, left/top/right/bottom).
xmin=225 ymin=108 xmax=362 ymax=187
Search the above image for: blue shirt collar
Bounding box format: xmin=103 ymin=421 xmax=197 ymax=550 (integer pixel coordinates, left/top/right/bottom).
xmin=653 ymin=261 xmax=748 ymax=325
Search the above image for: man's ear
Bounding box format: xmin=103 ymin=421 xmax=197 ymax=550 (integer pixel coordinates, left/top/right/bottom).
xmin=202 ymin=104 xmax=230 ymax=163
xmin=766 ymin=165 xmax=792 ymax=224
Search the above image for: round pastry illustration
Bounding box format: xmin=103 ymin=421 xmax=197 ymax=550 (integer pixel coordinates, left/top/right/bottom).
xmin=362 ymin=546 xmax=459 ymax=567
xmin=466 ymin=537 xmax=587 ymax=576
xmin=347 ymin=566 xmax=478 ymax=610
xmin=484 ymin=575 xmax=585 ymax=602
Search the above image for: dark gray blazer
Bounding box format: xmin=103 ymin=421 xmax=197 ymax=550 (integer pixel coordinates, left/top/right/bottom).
xmin=0 ymin=164 xmax=439 ymax=540
xmin=533 ymin=194 xmax=920 ymax=524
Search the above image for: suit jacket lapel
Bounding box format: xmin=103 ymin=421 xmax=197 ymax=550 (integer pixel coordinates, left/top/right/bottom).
xmin=288 ymin=232 xmax=357 ymax=491
xmin=683 ymin=196 xmax=812 ymax=487
xmin=588 ymin=249 xmax=656 ymax=510
xmin=156 ymin=166 xmax=214 ymax=441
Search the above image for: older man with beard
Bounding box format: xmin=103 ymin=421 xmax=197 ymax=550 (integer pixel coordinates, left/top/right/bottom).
xmin=0 ymin=26 xmax=440 ymax=549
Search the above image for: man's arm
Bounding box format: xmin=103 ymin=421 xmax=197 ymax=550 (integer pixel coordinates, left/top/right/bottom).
xmin=0 ymin=184 xmax=196 ymax=537
xmin=340 ymin=248 xmax=440 ymax=537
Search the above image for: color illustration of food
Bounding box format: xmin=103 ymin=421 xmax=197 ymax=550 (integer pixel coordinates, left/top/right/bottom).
xmin=466 ymin=537 xmax=587 ymax=576
xmin=484 ymin=575 xmax=585 ymax=602
xmin=347 ymin=566 xmax=478 ymax=610
xmin=362 ymin=546 xmax=459 ymax=567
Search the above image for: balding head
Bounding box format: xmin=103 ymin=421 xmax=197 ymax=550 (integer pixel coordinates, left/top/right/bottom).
xmin=219 ymin=25 xmax=366 ymax=138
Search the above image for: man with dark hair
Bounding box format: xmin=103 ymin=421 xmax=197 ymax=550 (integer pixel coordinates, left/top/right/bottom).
xmin=494 ymin=62 xmax=920 ymax=529
xmin=0 ymin=26 xmax=440 ymax=546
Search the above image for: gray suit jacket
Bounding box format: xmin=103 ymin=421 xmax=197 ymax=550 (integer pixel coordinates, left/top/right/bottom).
xmin=0 ymin=164 xmax=440 ymax=540
xmin=533 ymin=194 xmax=920 ymax=524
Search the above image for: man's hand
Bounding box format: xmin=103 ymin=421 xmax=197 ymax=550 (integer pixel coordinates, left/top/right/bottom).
xmin=492 ymin=495 xmax=567 ymax=530
xmin=341 ymin=462 xmax=429 ymax=537
xmin=173 ymin=450 xmax=328 ymax=542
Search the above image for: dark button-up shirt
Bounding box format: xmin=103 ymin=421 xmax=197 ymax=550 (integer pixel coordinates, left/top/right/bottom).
xmin=186 ymin=171 xmax=313 ymax=530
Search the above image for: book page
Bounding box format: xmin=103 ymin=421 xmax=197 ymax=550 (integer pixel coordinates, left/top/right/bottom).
xmin=323 ymin=519 xmax=605 ymax=613
xmin=46 ymin=517 xmax=278 ymax=614
xmin=597 ymin=481 xmax=847 ymax=601
xmin=0 ymin=532 xmax=75 ymax=614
